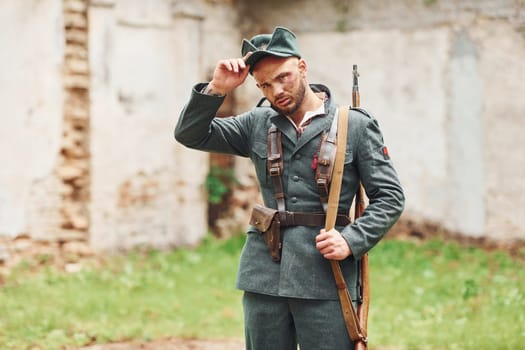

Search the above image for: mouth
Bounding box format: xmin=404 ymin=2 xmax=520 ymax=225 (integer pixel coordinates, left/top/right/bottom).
xmin=276 ymin=97 xmax=291 ymax=107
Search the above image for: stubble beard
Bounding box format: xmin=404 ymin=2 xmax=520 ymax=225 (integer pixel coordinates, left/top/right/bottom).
xmin=271 ymin=80 xmax=307 ymax=117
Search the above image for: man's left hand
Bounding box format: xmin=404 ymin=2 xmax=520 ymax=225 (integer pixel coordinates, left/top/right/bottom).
xmin=315 ymin=228 xmax=352 ymax=260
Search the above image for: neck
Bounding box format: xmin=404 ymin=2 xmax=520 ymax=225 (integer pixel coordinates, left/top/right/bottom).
xmin=289 ymin=87 xmax=323 ymax=125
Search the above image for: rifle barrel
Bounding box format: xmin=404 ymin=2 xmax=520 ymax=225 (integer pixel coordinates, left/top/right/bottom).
xmin=352 ymin=65 xmax=360 ymax=108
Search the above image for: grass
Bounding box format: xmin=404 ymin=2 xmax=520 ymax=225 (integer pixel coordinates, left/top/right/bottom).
xmin=0 ymin=235 xmax=245 ymax=349
xmin=0 ymin=235 xmax=523 ymax=349
xmin=368 ymin=239 xmax=525 ymax=349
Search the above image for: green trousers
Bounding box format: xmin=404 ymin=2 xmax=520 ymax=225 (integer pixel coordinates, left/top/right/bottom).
xmin=242 ymin=292 xmax=354 ymax=350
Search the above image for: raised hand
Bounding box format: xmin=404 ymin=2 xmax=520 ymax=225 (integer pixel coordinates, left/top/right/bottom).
xmin=207 ymin=53 xmax=252 ymax=95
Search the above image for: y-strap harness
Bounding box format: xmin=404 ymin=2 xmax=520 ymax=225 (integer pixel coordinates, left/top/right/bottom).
xmin=266 ymin=106 xmax=368 ymax=346
xmin=266 ymin=107 xmax=343 ymax=222
xmin=265 ymin=115 xmax=351 ymax=231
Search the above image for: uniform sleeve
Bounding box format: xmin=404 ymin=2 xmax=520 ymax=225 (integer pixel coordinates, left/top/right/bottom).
xmin=341 ymin=112 xmax=405 ymax=259
xmin=174 ymin=83 xmax=252 ymax=157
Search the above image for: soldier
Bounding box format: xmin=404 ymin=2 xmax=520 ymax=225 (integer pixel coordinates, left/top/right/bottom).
xmin=175 ymin=26 xmax=404 ymax=350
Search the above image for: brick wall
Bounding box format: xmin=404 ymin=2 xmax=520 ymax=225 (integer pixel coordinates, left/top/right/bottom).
xmin=60 ymin=0 xmax=91 ymax=240
xmin=1 ymin=0 xmax=524 ymax=266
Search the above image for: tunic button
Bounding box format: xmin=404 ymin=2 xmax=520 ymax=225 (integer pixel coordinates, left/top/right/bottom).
xmin=291 ymin=197 xmax=298 ymax=203
xmin=294 ymin=154 xmax=301 ymax=160
xmin=293 ymin=175 xmax=299 ymax=181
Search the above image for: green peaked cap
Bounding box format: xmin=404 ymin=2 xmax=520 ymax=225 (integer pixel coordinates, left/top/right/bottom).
xmin=241 ymin=26 xmax=301 ymax=73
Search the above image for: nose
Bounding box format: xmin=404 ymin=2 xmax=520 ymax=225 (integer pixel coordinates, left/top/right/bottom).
xmin=272 ymin=82 xmax=285 ymax=97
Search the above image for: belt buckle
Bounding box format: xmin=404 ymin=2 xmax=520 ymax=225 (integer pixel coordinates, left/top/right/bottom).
xmin=279 ymin=211 xmax=294 ymax=226
xmin=286 ymin=211 xmax=294 ymax=225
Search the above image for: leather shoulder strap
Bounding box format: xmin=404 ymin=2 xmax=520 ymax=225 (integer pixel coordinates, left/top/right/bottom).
xmin=325 ymin=107 xmax=347 ymax=229
xmin=267 ymin=124 xmax=286 ymax=212
xmin=315 ymin=111 xmax=339 ymax=211
xmin=326 ymin=106 xmax=368 ymax=346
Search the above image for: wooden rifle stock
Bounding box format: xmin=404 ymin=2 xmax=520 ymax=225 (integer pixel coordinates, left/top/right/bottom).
xmin=353 ymin=65 xmax=370 ymax=350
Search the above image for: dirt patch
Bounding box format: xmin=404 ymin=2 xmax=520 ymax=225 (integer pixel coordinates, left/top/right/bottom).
xmin=78 ymin=338 xmax=400 ymax=350
xmin=389 ymin=218 xmax=525 ymax=259
xmin=79 ymin=338 xmax=244 ymax=350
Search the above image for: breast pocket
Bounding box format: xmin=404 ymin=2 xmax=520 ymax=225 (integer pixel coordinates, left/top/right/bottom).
xmin=344 ymin=149 xmax=354 ymax=167
xmin=251 ymin=141 xmax=269 ymax=187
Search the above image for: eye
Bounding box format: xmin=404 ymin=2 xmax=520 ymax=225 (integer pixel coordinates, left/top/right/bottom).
xmin=277 ymin=73 xmax=290 ymax=82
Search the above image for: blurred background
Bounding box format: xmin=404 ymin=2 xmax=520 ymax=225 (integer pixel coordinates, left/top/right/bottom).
xmin=0 ymin=1 xmax=524 ymax=349
xmin=1 ymin=0 xmax=523 ymax=256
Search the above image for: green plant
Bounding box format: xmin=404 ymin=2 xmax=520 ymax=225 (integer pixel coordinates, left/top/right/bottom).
xmin=204 ymin=166 xmax=238 ymax=204
xmin=423 ymin=0 xmax=437 ymax=6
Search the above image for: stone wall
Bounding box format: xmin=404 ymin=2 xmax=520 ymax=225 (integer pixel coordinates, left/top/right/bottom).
xmin=1 ymin=0 xmax=524 ymax=262
xmin=61 ymin=0 xmax=91 ymax=240
xmin=233 ymin=0 xmax=525 ymax=242
xmin=235 ymin=0 xmax=525 ymax=33
xmin=0 ymin=0 xmax=240 ymax=258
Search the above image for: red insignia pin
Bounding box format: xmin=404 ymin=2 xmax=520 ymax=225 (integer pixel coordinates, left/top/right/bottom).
xmin=311 ymin=154 xmax=318 ymax=170
xmin=383 ymin=146 xmax=390 ymax=159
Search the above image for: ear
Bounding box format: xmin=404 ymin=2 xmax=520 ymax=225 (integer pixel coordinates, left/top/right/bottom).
xmin=298 ymin=58 xmax=307 ymax=78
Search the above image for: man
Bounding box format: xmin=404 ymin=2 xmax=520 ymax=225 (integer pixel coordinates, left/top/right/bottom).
xmin=175 ymin=26 xmax=404 ymax=350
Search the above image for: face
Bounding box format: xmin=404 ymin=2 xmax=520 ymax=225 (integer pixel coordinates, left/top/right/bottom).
xmin=252 ymin=56 xmax=307 ymax=116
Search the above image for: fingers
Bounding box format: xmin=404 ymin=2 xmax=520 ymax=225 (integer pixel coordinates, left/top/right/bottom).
xmin=210 ymin=56 xmax=251 ymax=94
xmin=219 ymin=57 xmax=249 ymax=73
xmin=315 ymin=229 xmax=332 ymax=245
xmin=315 ymin=228 xmax=351 ymax=260
xmin=315 ymin=232 xmax=334 ymax=252
xmin=242 ymin=51 xmax=253 ymax=62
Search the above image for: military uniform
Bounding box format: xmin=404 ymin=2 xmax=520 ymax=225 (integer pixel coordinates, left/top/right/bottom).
xmin=175 ymin=82 xmax=405 ymax=349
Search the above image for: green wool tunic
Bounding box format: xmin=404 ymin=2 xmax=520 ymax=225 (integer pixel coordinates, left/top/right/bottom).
xmin=175 ymin=83 xmax=405 ymax=301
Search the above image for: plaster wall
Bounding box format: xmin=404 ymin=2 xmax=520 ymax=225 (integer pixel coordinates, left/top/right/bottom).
xmin=88 ymin=0 xmax=241 ymax=251
xmin=234 ymin=1 xmax=525 ymax=242
xmin=0 ymin=0 xmax=240 ymax=251
xmin=301 ymin=23 xmax=525 ymax=241
xmin=0 ymin=0 xmax=64 ymax=239
xmin=89 ymin=0 xmax=208 ymax=250
xmin=473 ymin=22 xmax=525 ymax=240
xmin=299 ymin=28 xmax=451 ymax=227
xmin=1 ymin=0 xmax=524 ymax=253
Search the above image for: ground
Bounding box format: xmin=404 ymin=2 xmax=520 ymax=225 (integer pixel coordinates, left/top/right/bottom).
xmin=80 ymin=338 xmax=245 ymax=350
xmin=79 ymin=338 xmax=404 ymax=350
xmin=3 ymin=222 xmax=523 ymax=350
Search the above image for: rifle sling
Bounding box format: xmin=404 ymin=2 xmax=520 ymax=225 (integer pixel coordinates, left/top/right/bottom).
xmin=326 ymin=106 xmax=367 ymax=345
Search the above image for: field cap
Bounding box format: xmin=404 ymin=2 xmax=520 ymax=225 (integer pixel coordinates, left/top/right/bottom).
xmin=241 ymin=26 xmax=301 ymax=72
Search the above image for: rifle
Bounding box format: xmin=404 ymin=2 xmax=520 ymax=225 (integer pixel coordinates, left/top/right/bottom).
xmin=353 ymin=64 xmax=370 ymax=350
xmin=325 ymin=65 xmax=369 ymax=349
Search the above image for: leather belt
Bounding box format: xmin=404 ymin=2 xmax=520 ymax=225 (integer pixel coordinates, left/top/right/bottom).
xmin=278 ymin=211 xmax=350 ymax=227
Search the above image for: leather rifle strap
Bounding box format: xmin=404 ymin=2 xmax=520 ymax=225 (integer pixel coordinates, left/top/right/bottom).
xmin=325 ymin=106 xmax=367 ymax=347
